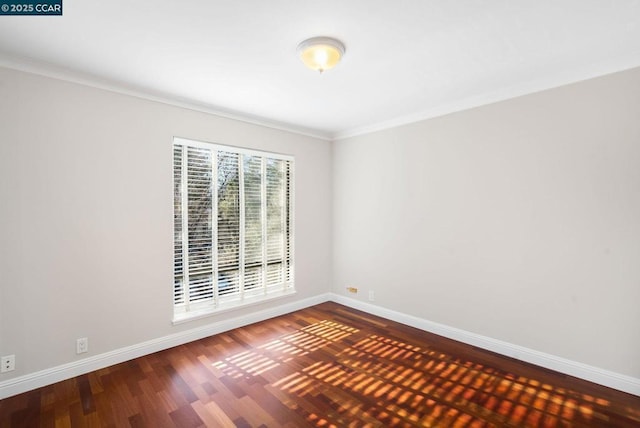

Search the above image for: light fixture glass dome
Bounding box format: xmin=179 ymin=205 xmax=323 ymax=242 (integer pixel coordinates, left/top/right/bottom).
xmin=297 ymin=37 xmax=345 ymax=73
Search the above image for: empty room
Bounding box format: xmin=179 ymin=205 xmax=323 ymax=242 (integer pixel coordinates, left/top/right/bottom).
xmin=1 ymin=1 xmax=639 ymax=427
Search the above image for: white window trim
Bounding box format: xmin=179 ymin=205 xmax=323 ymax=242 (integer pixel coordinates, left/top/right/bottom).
xmin=172 ymin=137 xmax=295 ymax=323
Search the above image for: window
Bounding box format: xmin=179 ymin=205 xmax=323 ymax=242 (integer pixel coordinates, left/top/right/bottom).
xmin=173 ymin=137 xmax=294 ymax=322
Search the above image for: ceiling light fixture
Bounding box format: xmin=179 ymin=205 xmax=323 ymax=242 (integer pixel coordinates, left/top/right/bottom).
xmin=297 ymin=37 xmax=345 ymax=73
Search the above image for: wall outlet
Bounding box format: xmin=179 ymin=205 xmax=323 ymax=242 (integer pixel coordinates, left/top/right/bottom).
xmin=76 ymin=337 xmax=89 ymax=354
xmin=369 ymin=290 xmax=375 ymax=302
xmin=346 ymin=286 xmax=358 ymax=294
xmin=1 ymin=355 xmax=15 ymax=373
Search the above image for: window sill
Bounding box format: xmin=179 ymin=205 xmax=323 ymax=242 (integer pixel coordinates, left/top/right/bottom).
xmin=172 ymin=288 xmax=297 ymax=325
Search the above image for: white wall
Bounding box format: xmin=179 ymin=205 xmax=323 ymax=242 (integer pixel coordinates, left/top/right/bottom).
xmin=333 ymin=67 xmax=640 ymax=378
xmin=0 ymin=67 xmax=332 ymax=382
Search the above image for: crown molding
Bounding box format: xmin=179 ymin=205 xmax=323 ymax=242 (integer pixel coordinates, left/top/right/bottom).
xmin=2 ymin=50 xmax=639 ymax=143
xmin=0 ymin=54 xmax=332 ymax=141
xmin=332 ymin=50 xmax=640 ymax=140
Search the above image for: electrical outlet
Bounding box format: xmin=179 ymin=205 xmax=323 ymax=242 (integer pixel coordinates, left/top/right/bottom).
xmin=76 ymin=337 xmax=89 ymax=354
xmin=346 ymin=286 xmax=358 ymax=294
xmin=1 ymin=355 xmax=15 ymax=373
xmin=369 ymin=290 xmax=375 ymax=302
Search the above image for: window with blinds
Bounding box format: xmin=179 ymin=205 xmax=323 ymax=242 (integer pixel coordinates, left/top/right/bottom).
xmin=173 ymin=137 xmax=294 ymax=321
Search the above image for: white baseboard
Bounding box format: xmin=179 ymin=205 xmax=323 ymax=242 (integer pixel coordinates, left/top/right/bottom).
xmin=0 ymin=293 xmax=331 ymax=399
xmin=330 ymin=293 xmax=640 ymax=397
xmin=2 ymin=291 xmax=638 ymax=399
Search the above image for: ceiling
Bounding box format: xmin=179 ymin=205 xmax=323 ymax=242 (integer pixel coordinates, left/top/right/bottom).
xmin=1 ymin=1 xmax=640 ymax=140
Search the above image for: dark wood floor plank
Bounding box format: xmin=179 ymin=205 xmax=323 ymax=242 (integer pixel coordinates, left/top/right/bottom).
xmin=1 ymin=302 xmax=639 ymax=427
xmin=169 ymin=403 xmax=204 ymax=428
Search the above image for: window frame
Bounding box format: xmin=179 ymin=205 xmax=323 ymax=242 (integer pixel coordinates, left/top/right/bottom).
xmin=172 ymin=137 xmax=295 ymax=323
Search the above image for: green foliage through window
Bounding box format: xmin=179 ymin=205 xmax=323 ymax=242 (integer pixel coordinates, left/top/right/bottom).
xmin=173 ymin=138 xmax=294 ymax=319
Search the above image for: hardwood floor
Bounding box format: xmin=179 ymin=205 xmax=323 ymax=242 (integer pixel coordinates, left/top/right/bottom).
xmin=1 ymin=302 xmax=639 ymax=427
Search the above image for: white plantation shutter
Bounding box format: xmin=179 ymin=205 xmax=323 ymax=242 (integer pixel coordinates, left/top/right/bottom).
xmin=216 ymin=151 xmax=240 ymax=299
xmin=243 ymin=155 xmax=264 ymax=295
xmin=173 ymin=145 xmax=184 ymax=306
xmin=285 ymin=161 xmax=293 ymax=284
xmin=173 ymin=138 xmax=294 ymax=320
xmin=186 ymin=147 xmax=214 ymax=305
xmin=266 ymin=159 xmax=285 ymax=289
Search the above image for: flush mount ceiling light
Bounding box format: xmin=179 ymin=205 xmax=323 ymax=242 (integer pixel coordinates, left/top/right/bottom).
xmin=297 ymin=37 xmax=346 ymax=73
